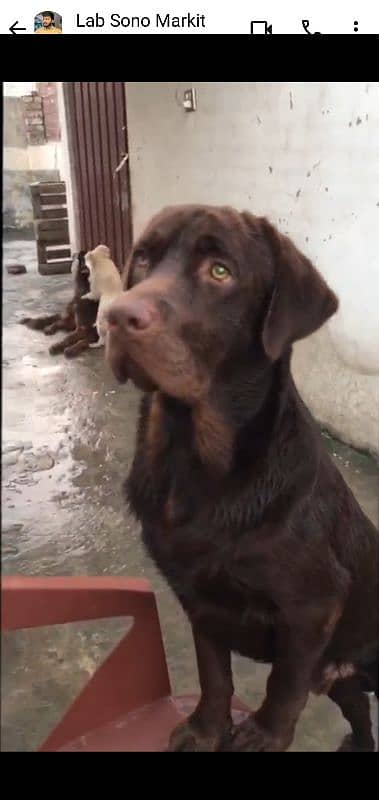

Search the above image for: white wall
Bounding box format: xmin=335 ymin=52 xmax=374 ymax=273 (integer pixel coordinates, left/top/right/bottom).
xmin=125 ymin=82 xmax=379 ymax=454
xmin=4 ymin=82 xmax=36 ymax=97
xmin=56 ymin=82 xmax=78 ymax=250
xmin=4 ymin=142 xmax=62 ymax=172
xmin=4 ymin=95 xmax=62 ymax=233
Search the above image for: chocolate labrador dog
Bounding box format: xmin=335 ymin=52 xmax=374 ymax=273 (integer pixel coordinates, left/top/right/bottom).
xmin=106 ymin=205 xmax=378 ymax=752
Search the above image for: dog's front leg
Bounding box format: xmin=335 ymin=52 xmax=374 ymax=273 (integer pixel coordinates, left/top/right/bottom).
xmin=168 ymin=625 xmax=233 ymax=752
xmin=226 ymin=606 xmax=341 ymax=752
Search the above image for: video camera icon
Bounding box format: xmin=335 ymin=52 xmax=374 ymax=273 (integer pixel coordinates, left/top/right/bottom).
xmin=250 ymin=20 xmax=273 ymax=34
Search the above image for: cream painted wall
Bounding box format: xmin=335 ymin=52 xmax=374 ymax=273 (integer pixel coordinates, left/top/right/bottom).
xmin=56 ymin=82 xmax=78 ymax=250
xmin=4 ymin=82 xmax=36 ymax=97
xmin=4 ymin=142 xmax=62 ymax=172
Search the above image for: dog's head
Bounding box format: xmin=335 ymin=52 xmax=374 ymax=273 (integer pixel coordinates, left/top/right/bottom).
xmin=71 ymin=250 xmax=90 ymax=291
xmin=71 ymin=250 xmax=88 ymax=276
xmin=85 ymin=244 xmax=111 ymax=273
xmin=106 ymin=205 xmax=338 ymax=402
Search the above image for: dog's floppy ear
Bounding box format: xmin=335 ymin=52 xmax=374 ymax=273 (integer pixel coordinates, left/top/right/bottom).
xmin=259 ymin=218 xmax=338 ymax=361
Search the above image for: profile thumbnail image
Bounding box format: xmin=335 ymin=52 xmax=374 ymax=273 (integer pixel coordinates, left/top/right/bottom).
xmin=34 ymin=11 xmax=62 ymax=33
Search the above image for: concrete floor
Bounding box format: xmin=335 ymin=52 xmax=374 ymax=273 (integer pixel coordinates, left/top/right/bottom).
xmin=2 ymin=240 xmax=378 ymax=752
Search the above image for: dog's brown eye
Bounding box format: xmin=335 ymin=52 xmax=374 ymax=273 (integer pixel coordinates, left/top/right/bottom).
xmin=210 ymin=263 xmax=231 ymax=281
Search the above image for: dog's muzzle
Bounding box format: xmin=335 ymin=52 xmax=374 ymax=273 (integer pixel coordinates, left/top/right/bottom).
xmin=106 ymin=293 xmax=158 ymax=334
xmin=105 ymin=292 xmax=160 ymax=390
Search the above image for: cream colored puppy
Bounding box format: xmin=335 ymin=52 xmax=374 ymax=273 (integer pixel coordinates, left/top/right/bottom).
xmin=82 ymin=245 xmax=123 ymax=347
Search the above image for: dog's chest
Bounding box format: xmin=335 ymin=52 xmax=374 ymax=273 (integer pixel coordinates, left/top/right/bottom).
xmin=142 ymin=516 xmax=238 ymax=602
xmin=141 ymin=519 xmax=277 ymax=643
xmin=128 ymin=443 xmax=231 ymax=573
xmin=127 ymin=399 xmax=276 ymax=620
xmin=132 ymin=464 xmax=220 ymax=566
xmin=127 ymin=456 xmax=279 ymax=645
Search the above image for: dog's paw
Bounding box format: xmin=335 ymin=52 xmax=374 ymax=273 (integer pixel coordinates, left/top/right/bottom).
xmin=222 ymin=715 xmax=291 ymax=752
xmin=64 ymin=348 xmax=78 ymax=359
xmin=167 ymin=718 xmax=230 ymax=752
xmin=49 ymin=344 xmax=61 ymax=356
xmin=337 ymin=733 xmax=375 ymax=752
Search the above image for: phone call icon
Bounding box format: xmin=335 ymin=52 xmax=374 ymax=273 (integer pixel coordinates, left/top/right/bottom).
xmin=302 ymin=20 xmax=322 ymax=35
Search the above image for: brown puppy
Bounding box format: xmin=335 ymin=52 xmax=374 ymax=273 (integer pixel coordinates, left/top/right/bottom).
xmin=20 ymin=310 xmax=73 ymax=334
xmin=106 ymin=205 xmax=378 ymax=752
xmin=20 ymin=251 xmax=87 ymax=335
xmin=49 ymin=251 xmax=99 ymax=358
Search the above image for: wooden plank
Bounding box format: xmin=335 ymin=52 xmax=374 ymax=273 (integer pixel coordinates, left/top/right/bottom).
xmin=75 ymin=83 xmax=93 ymax=247
xmin=38 ymin=260 xmax=72 ymax=276
xmin=88 ymin=82 xmax=106 ymax=244
xmin=98 ymin=82 xmax=117 ymax=260
xmin=31 ymin=180 xmax=71 ymax=275
xmin=106 ymin=82 xmax=123 ymax=268
xmin=35 ymin=228 xmax=70 ymax=244
xmin=40 ymin=194 xmax=67 ymax=206
xmin=114 ymin=81 xmax=132 ymax=266
xmin=36 ymin=219 xmax=69 ymax=233
xmin=30 ymin=181 xmax=65 ymax=194
xmin=64 ymin=83 xmax=87 ymax=251
xmin=37 ymin=241 xmax=48 ymax=264
xmin=39 ymin=207 xmax=68 ymax=220
xmin=45 ymin=247 xmax=71 ymax=259
xmin=82 ymin=82 xmax=100 ymax=247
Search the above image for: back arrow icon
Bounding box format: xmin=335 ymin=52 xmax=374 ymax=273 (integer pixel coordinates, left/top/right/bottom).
xmin=9 ymin=21 xmax=27 ymax=34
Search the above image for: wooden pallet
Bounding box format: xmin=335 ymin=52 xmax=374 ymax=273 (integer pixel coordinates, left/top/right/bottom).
xmin=30 ymin=181 xmax=72 ymax=275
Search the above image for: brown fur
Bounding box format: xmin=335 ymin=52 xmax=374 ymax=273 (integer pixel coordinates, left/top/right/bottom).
xmin=146 ymin=392 xmax=169 ymax=467
xmin=19 ymin=251 xmax=89 ymax=336
xmin=106 ymin=205 xmax=378 ymax=752
xmin=192 ymin=402 xmax=234 ymax=474
xmin=19 ymin=311 xmax=74 ymax=335
xmin=48 ymin=252 xmax=99 ymax=358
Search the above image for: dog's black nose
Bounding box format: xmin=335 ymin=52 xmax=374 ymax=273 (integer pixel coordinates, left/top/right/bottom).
xmin=107 ymin=295 xmax=156 ymax=333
